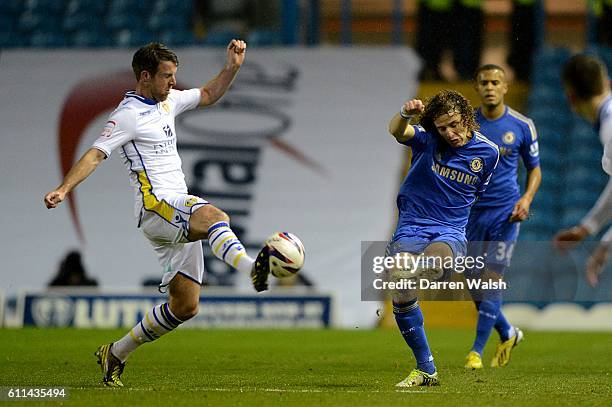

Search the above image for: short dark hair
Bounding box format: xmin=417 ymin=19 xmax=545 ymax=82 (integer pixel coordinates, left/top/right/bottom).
xmin=562 ymin=54 xmax=608 ymax=100
xmin=419 ymin=90 xmax=479 ymax=134
xmin=474 ymin=64 xmax=505 ymax=81
xmin=132 ymin=42 xmax=179 ymax=81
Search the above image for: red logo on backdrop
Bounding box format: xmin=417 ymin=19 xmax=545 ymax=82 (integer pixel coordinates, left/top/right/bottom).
xmin=58 ymin=70 xmax=145 ymax=242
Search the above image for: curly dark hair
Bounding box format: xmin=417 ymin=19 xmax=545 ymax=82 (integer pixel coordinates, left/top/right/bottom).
xmin=418 ymin=90 xmax=479 ymax=135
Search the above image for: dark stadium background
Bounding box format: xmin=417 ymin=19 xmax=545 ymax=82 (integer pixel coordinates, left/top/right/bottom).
xmin=0 ymin=1 xmax=611 ymax=404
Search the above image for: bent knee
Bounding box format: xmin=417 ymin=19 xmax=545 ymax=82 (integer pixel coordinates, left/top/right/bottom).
xmin=189 ymin=205 xmax=230 ymax=240
xmin=172 ymin=302 xmax=199 ymax=321
xmin=206 ymin=205 xmax=230 ymax=224
xmin=193 ymin=205 xmax=230 ymax=227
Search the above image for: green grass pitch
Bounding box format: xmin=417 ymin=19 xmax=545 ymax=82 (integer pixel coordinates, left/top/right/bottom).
xmin=1 ymin=328 xmax=611 ymax=406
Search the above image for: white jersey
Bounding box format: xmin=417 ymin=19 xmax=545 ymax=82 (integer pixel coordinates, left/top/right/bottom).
xmin=92 ymin=88 xmax=201 ymax=219
xmin=581 ymin=94 xmax=612 ymax=242
xmin=599 ymin=96 xmax=612 ymax=175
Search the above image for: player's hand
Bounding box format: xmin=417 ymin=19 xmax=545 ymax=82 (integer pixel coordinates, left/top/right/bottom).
xmin=509 ymin=196 xmax=531 ymax=222
xmin=44 ymin=190 xmax=66 ymax=209
xmin=585 ymin=243 xmax=609 ymax=287
xmin=401 ymin=99 xmax=425 ymax=117
xmin=553 ymin=225 xmax=590 ymax=252
xmin=226 ymin=39 xmax=246 ymax=69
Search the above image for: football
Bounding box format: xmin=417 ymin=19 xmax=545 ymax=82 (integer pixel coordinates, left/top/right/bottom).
xmin=265 ymin=232 xmax=305 ymax=278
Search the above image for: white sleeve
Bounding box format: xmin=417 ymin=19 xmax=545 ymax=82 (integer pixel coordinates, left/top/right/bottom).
xmin=602 ymin=226 xmax=612 ymax=244
xmin=91 ymin=110 xmax=135 ymax=158
xmin=581 ymin=176 xmax=612 ymax=235
xmin=171 ymin=88 xmax=201 ymax=116
xmin=602 ymin=120 xmax=612 ymax=175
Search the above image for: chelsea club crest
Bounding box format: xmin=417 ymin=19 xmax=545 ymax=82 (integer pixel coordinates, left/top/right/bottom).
xmin=470 ymin=157 xmax=483 ymax=173
xmin=502 ymin=131 xmax=515 ymax=144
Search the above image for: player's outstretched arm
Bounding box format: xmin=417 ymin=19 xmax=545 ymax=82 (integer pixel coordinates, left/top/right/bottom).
xmin=554 ymin=175 xmax=612 ymax=250
xmin=43 ymin=148 xmax=106 ymax=209
xmin=388 ymin=99 xmax=424 ymax=143
xmin=199 ymin=39 xmax=246 ymax=107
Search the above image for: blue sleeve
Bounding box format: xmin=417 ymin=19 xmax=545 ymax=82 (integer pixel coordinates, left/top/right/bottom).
xmin=519 ymin=120 xmax=540 ymax=170
xmin=476 ymin=147 xmax=500 ymax=198
xmin=399 ymin=125 xmax=429 ymax=151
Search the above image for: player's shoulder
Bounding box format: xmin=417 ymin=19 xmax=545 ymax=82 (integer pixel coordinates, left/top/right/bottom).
xmin=505 ymin=107 xmax=533 ymax=124
xmin=111 ymin=92 xmax=154 ymax=117
xmin=506 ymin=107 xmax=538 ymax=139
xmin=106 ymin=92 xmax=154 ymax=131
xmin=167 ymin=88 xmax=199 ymax=102
xmin=473 ymin=133 xmax=499 ymax=171
xmin=165 ymin=89 xmax=183 ymax=105
xmin=474 ymin=131 xmax=499 ymax=155
xmin=168 ymin=89 xmax=184 ymax=97
xmin=414 ymin=124 xmax=428 ymax=134
xmin=601 ymin=96 xmax=612 ymax=122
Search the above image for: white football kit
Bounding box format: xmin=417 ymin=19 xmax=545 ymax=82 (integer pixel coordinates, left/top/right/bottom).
xmin=581 ymin=95 xmax=612 ymax=243
xmin=92 ymin=88 xmax=207 ymax=287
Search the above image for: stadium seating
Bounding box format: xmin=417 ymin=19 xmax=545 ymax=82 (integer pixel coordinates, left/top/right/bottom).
xmin=201 ymin=27 xmax=242 ymax=47
xmin=71 ymin=29 xmax=112 ymax=47
xmin=0 ymin=0 xmax=23 ymax=15
xmin=0 ymin=0 xmax=276 ymax=48
xmin=29 ymin=31 xmax=68 ymax=47
xmin=247 ymin=29 xmax=283 ymax=46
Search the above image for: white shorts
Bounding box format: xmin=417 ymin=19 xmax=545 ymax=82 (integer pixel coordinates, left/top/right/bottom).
xmin=138 ymin=193 xmax=208 ymax=288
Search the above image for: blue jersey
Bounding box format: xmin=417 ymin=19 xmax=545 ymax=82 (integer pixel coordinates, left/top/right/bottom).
xmin=473 ymin=107 xmax=540 ymax=208
xmin=396 ymin=125 xmax=500 ymax=232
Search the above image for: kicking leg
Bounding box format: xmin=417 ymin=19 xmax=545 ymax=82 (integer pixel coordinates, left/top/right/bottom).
xmin=188 ymin=204 xmax=270 ymax=291
xmin=392 ymin=251 xmax=439 ymax=388
xmin=419 ymin=241 xmax=454 ymax=280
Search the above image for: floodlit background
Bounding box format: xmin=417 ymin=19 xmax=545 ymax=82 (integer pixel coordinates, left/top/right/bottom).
xmin=0 ymin=0 xmax=611 ymax=331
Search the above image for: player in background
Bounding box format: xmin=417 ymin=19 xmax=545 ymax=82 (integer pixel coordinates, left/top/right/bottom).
xmin=554 ymin=54 xmax=612 ymax=287
xmin=464 ymin=64 xmax=541 ymax=370
xmin=44 ymin=41 xmax=272 ymax=387
xmin=388 ymin=90 xmax=500 ymax=387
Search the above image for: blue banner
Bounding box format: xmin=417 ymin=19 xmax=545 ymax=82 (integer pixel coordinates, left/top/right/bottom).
xmin=20 ymin=292 xmax=332 ymax=328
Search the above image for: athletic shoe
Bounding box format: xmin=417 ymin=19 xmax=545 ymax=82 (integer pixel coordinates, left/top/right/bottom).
xmin=395 ymin=369 xmax=440 ymax=388
xmin=464 ymin=351 xmax=483 ymax=369
xmin=250 ymin=246 xmax=270 ymax=292
xmin=491 ymin=327 xmax=524 ymax=367
xmin=95 ymin=343 xmax=125 ymax=387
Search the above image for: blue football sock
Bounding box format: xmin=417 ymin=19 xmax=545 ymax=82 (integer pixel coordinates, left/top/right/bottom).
xmin=394 ymin=301 xmax=436 ymax=374
xmin=494 ymin=307 xmax=514 ymax=342
xmin=471 ymin=300 xmax=501 ymax=355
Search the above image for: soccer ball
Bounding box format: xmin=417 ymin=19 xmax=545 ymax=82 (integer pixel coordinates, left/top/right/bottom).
xmin=265 ymin=232 xmax=305 ymax=278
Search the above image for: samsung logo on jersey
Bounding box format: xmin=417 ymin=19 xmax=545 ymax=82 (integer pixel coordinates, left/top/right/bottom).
xmin=431 ymin=163 xmax=478 ymax=185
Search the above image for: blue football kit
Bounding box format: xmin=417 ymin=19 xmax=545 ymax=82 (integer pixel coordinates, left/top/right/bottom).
xmin=390 ymin=124 xmax=500 ymax=257
xmin=467 ymin=107 xmax=540 ymax=271
xmin=389 ymin=122 xmax=499 ymax=378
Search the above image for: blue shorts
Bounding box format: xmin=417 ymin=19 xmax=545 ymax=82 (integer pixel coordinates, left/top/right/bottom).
xmin=388 ymin=224 xmax=467 ymax=258
xmin=466 ymin=204 xmax=520 ymax=273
